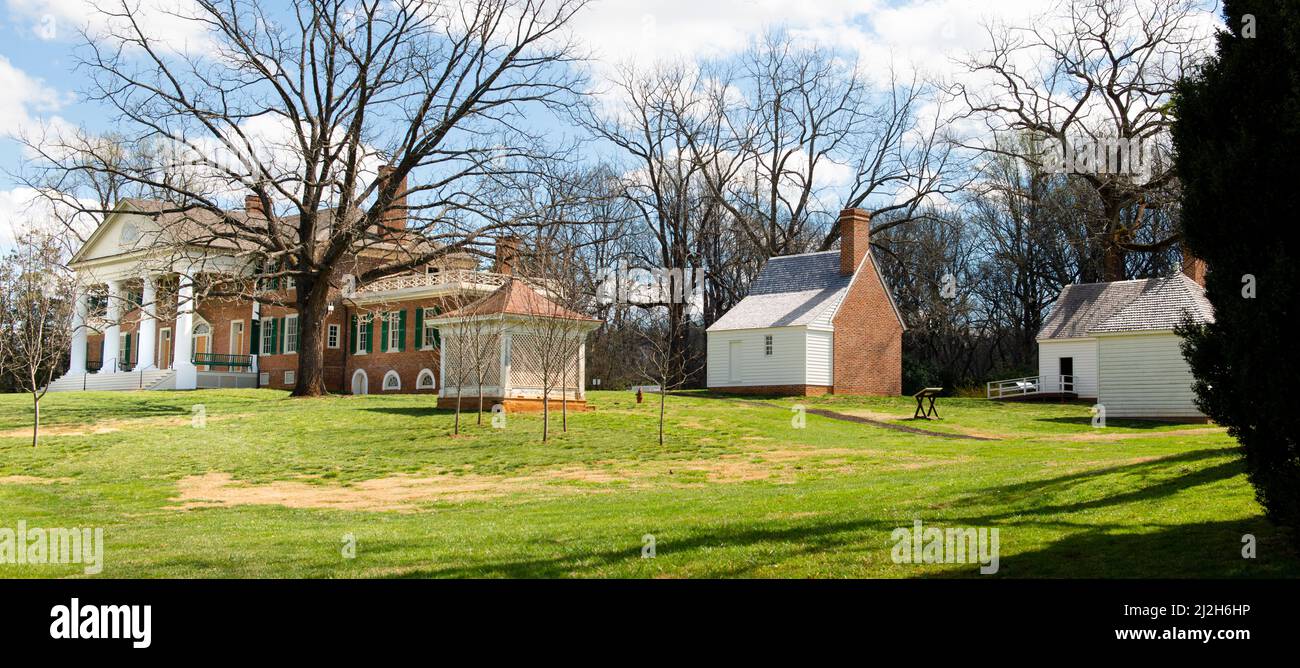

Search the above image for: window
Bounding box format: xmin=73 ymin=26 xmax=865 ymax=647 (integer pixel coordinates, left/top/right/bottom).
xmin=356 ymin=315 xmax=371 ymax=354
xmin=259 ymin=372 xmax=269 ymax=386
xmin=261 ymin=318 xmax=275 ymax=355
xmin=284 ymin=370 xmax=295 ymax=385
xmin=421 ymin=308 xmax=440 ymax=349
xmin=416 ymin=369 xmax=436 ymax=390
xmin=764 ymin=335 xmax=773 ymax=356
xmin=285 ymin=315 xmax=299 ymax=354
xmin=327 ymin=324 xmax=340 ymax=349
xmin=118 ymin=332 xmax=132 ymax=369
xmin=382 ymin=370 xmax=401 ymax=391
xmin=386 ymin=311 xmax=402 ymax=351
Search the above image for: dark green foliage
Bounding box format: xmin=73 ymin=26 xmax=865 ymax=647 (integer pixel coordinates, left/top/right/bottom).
xmin=1174 ymin=0 xmax=1300 ymax=540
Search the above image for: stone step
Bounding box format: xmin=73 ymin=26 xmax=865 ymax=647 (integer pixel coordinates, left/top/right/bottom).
xmin=45 ymin=370 xmax=177 ymax=392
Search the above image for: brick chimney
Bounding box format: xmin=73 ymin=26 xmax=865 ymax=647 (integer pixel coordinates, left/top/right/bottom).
xmin=839 ymin=208 xmax=871 ymax=276
xmin=376 ymin=165 xmax=407 ymax=235
xmin=1182 ymin=247 xmax=1207 ymax=286
xmin=494 ymin=236 xmax=520 ymax=275
xmin=245 ymin=194 xmax=265 ymax=217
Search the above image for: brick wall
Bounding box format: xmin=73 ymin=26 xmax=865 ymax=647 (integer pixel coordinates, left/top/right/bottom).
xmin=831 ymin=252 xmax=903 ymax=395
xmin=345 ymin=297 xmax=454 ymax=395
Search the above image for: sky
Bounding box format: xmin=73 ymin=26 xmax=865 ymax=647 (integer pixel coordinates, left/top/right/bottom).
xmin=0 ymin=0 xmax=1224 ymax=248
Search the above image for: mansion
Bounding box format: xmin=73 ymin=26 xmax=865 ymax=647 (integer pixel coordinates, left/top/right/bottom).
xmin=48 ymin=174 xmax=599 ymax=410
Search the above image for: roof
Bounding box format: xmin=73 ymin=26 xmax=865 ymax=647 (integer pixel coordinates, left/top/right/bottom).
xmin=1038 ymin=274 xmax=1214 ymax=339
xmin=71 ymin=198 xmax=441 ymax=265
xmin=432 ymin=279 xmax=599 ymax=323
xmin=707 ymin=252 xmax=850 ymax=331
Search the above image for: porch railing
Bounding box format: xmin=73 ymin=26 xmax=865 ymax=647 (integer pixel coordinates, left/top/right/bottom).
xmin=986 ymin=375 xmax=1075 ymax=399
xmin=192 ymin=353 xmax=254 ymax=370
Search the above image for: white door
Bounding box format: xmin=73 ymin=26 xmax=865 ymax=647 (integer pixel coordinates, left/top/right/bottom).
xmin=351 ymin=370 xmax=368 ymax=395
xmin=230 ymin=321 xmax=245 ymax=356
xmin=728 ymin=341 xmax=742 ymax=382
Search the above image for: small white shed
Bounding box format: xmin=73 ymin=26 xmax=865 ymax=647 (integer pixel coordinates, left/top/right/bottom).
xmin=1037 ymin=272 xmax=1213 ymax=420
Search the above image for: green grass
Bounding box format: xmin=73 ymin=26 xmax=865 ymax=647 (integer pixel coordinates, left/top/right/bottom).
xmin=0 ymin=389 xmax=1294 ymax=578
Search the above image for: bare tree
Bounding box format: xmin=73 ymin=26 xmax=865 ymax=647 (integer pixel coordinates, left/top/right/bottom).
xmin=634 ymin=307 xmax=701 ymax=447
xmin=954 ymin=0 xmax=1205 ymax=281
xmin=17 ymin=0 xmax=591 ymax=396
xmin=0 ymin=233 xmax=78 ymax=447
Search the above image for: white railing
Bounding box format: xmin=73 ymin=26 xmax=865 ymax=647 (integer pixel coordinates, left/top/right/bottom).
xmin=986 ymin=375 xmax=1076 ymax=399
xmin=352 ymin=269 xmax=554 ymax=297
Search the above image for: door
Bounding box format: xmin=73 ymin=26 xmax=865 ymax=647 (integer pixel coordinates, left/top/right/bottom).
xmin=193 ymin=323 xmax=211 ymax=371
xmin=728 ymin=341 xmax=743 ymax=383
xmin=230 ymin=321 xmax=245 ymax=357
xmin=1059 ymin=357 xmax=1074 ymax=392
xmin=158 ymin=328 xmax=172 ymax=370
xmin=352 ymin=370 xmax=369 ymax=395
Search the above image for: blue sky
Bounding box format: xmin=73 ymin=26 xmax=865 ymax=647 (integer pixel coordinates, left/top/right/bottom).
xmin=0 ymin=0 xmax=1223 ymax=247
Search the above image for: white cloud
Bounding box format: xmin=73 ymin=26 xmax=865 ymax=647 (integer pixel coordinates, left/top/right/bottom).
xmin=0 ymin=186 xmax=98 ymax=253
xmin=5 ymin=0 xmax=212 ymax=55
xmin=0 ymin=55 xmax=66 ymax=137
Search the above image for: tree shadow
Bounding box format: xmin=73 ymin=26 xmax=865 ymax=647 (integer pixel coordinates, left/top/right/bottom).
xmin=361 ymin=407 xmax=454 ymax=418
xmin=1035 ymin=416 xmax=1201 ymax=429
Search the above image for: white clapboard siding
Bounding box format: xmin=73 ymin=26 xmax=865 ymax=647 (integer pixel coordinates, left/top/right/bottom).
xmin=1097 ymin=331 xmax=1203 ymax=419
xmin=1037 ymin=338 xmax=1100 ymax=398
xmin=805 ymin=329 xmax=833 ymax=385
xmin=706 ymin=327 xmax=807 ymax=387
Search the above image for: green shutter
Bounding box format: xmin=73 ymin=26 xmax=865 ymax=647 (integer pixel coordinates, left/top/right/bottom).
xmin=380 ymin=313 xmax=390 ymax=353
xmin=365 ymin=317 xmax=374 ymax=354
xmin=433 ymin=307 xmax=441 ymax=346
xmin=277 ymin=318 xmax=285 ymax=354
xmin=350 ymin=316 xmax=358 ymax=354
xmin=251 ymin=319 xmax=260 ymax=355
xmin=398 ymin=309 xmax=407 ymax=352
xmin=125 ymin=333 xmax=132 ymax=365
xmin=414 ymin=308 xmax=424 ymax=349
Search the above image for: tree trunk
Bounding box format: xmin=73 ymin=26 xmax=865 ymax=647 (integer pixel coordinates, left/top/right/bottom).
xmin=291 ymin=276 xmax=332 ymax=397
xmin=561 ymin=356 xmax=568 ymax=433
xmin=542 ymin=380 xmax=550 ymax=442
xmin=657 ymin=384 xmax=666 ymax=447
xmin=31 ymin=391 xmax=40 ymax=448
xmin=455 ymin=390 xmax=462 ymax=435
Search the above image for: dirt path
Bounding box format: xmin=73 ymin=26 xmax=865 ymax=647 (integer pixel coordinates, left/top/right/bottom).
xmin=705 ymin=396 xmax=998 ymax=441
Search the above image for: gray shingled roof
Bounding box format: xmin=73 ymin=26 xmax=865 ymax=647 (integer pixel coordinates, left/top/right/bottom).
xmin=1038 ymin=274 xmax=1214 ymax=339
xmin=707 ymin=252 xmax=851 ymax=331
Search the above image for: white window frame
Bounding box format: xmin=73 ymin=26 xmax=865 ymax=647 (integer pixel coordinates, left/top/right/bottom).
xmin=764 ymin=334 xmax=773 ymax=356
xmin=327 ymin=323 xmax=340 ymax=349
xmin=355 ymin=315 xmax=371 ymax=356
xmin=386 ymin=311 xmax=401 ymax=351
xmin=284 ymin=370 xmax=295 ymax=385
xmin=284 ymin=314 xmax=299 ymax=354
xmin=421 ymin=308 xmax=438 ymax=350
xmin=416 ymin=368 xmax=436 ymax=390
xmin=261 ymin=318 xmax=275 ymax=355
xmin=259 ymin=372 xmax=269 ymax=386
xmin=382 ymin=370 xmax=401 ymax=391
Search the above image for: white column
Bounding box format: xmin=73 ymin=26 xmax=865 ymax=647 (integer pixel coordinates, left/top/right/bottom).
xmin=577 ymin=338 xmax=586 ymax=400
xmin=172 ymin=275 xmax=197 ymax=389
xmin=98 ymin=280 xmax=124 ymax=373
xmin=250 ymin=301 xmax=260 ymax=374
xmin=69 ymin=288 xmax=88 ymax=375
xmin=137 ymin=276 xmax=157 ymax=370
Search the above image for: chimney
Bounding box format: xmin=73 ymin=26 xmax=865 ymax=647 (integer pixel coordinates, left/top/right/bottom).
xmin=839 ymin=208 xmax=871 ymax=276
xmin=245 ymin=194 xmax=265 ymax=217
xmin=494 ymin=236 xmax=520 ymax=275
xmin=1182 ymin=247 xmax=1207 ymax=287
xmin=377 ymin=165 xmax=407 ymax=235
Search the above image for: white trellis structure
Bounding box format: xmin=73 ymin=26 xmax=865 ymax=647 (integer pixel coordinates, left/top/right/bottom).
xmin=428 ymin=281 xmax=600 ymax=407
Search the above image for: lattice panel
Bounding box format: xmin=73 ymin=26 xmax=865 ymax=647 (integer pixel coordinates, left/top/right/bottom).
xmin=509 ymin=333 xmax=579 ymax=389
xmin=442 ymin=333 xmax=500 ymax=388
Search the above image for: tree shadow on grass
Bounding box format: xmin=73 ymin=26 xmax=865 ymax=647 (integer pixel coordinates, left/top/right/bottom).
xmin=1035 ymin=416 xmax=1203 ymax=429
xmin=924 ymin=518 xmax=1298 ymax=578
xmin=361 ymin=407 xmax=454 ymax=418
xmin=954 ymin=448 xmax=1235 ymax=514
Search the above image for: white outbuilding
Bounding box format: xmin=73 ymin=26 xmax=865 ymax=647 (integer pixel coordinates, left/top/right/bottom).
xmin=1034 ymin=262 xmax=1214 ymax=421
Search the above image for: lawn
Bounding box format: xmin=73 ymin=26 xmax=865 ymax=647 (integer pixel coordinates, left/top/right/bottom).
xmin=0 ymin=389 xmax=1294 ymax=578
